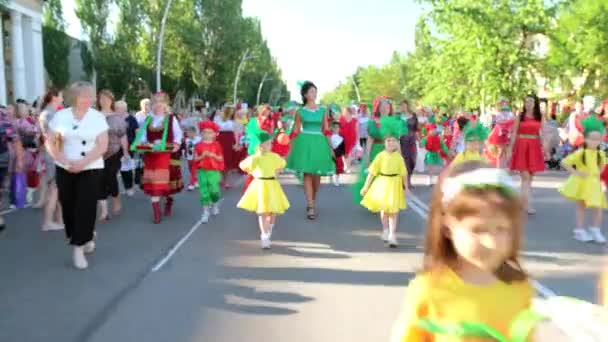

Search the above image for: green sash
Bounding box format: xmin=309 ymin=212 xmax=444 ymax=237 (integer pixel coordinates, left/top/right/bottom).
xmin=130 ymin=115 xmax=170 ymax=152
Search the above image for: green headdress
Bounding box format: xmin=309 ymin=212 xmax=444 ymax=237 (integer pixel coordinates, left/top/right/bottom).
xmin=582 ymin=114 xmax=605 ymax=136
xmin=380 ymin=116 xmax=402 ymax=139
xmin=256 ymin=131 xmax=272 ymax=144
xmin=428 ymin=115 xmax=437 ymax=124
xmin=464 ymin=122 xmax=489 ymax=142
xmin=329 ymin=103 xmax=341 ymax=114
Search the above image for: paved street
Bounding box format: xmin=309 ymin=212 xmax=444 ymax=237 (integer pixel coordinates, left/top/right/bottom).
xmin=1 ymin=171 xmax=606 ymax=342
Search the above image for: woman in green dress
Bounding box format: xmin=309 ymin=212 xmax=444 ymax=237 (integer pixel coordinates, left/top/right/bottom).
xmin=352 ymin=96 xmax=396 ymax=204
xmin=287 ymin=81 xmax=335 ymax=220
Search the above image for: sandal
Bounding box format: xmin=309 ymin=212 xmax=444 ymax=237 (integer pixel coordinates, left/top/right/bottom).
xmin=306 ymin=206 xmax=316 ymax=220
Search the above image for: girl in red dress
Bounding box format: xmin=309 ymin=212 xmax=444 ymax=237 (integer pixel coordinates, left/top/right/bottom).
xmin=508 ymin=94 xmax=547 ymax=214
xmin=214 ymin=105 xmax=241 ymax=189
xmin=339 ymin=106 xmax=358 ymax=172
xmin=133 ymin=92 xmax=184 ymax=223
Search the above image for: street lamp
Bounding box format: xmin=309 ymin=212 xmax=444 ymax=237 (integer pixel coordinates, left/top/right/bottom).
xmin=351 ymin=76 xmax=361 ymax=102
xmin=233 ymin=49 xmax=258 ymax=104
xmin=256 ymin=73 xmax=273 ymax=105
xmin=156 ymin=0 xmax=175 ymax=92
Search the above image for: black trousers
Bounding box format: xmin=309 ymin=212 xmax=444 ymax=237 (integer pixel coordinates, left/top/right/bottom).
xmin=56 ymin=167 xmax=102 ymax=246
xmin=99 ymin=151 xmax=122 ymax=200
xmin=121 ymin=170 xmax=133 ymax=190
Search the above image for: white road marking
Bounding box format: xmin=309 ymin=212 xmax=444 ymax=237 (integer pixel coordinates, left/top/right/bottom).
xmin=408 ymin=192 xmax=557 ymax=298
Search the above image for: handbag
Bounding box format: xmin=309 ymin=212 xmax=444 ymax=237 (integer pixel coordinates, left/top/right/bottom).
xmin=10 ymin=172 xmax=27 ymax=208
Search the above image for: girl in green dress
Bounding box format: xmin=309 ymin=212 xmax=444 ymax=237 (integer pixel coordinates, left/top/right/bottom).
xmin=287 ymin=81 xmax=335 ymax=220
xmin=352 ymin=96 xmax=396 ymax=204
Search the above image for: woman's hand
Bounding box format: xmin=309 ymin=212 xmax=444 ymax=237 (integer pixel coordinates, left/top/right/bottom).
xmin=171 ymin=143 xmax=180 ymax=153
xmin=68 ymin=159 xmax=87 ymax=174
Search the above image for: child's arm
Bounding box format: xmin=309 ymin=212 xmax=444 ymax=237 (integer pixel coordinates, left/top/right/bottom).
xmin=560 ymin=150 xmax=585 ymax=177
xmin=360 ymin=172 xmax=375 ymax=196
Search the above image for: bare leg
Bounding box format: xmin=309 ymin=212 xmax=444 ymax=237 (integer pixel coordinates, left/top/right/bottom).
xmin=42 ymin=182 xmax=63 ymax=230
xmin=112 ymin=195 xmax=122 ymax=215
xmin=34 ymin=180 xmax=47 ymax=208
xmin=312 ymin=175 xmax=321 ymax=200
xmin=592 ymin=207 xmax=603 ymax=228
xmin=575 ymin=201 xmax=586 ymax=229
xmin=380 ymin=211 xmax=388 ymax=230
xmin=520 ymin=172 xmax=535 ymax=214
xmin=98 ymin=199 xmax=109 ymax=221
xmin=258 ymin=214 xmax=270 ymax=235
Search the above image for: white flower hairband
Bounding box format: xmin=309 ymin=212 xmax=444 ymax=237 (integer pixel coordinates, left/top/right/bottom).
xmin=441 ymin=168 xmax=517 ymax=205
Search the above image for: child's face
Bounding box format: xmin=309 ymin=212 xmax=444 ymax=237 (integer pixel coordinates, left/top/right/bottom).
xmin=445 ymin=210 xmax=513 ymax=272
xmin=259 ymin=140 xmax=271 ymax=152
xmin=332 ymin=125 xmax=340 ymax=134
xmin=186 ymin=129 xmax=197 ymax=138
xmin=385 ymin=137 xmax=399 ymax=151
xmin=466 ymin=140 xmax=481 ymax=152
xmin=202 ymin=129 xmax=215 ymax=141
xmin=585 ymin=131 xmax=602 ymax=149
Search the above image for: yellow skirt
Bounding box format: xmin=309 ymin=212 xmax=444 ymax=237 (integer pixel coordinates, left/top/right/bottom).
xmin=237 ymin=179 xmax=290 ymax=214
xmin=558 ymin=175 xmax=608 ymax=209
xmin=360 ymin=175 xmax=407 ymax=214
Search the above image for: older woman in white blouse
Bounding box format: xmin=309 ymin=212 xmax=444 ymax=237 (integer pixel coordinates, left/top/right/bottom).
xmin=214 ymin=105 xmax=241 ymax=188
xmin=45 ymin=82 xmax=109 ymax=270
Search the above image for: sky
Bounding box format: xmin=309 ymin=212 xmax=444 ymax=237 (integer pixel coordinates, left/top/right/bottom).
xmin=60 ymin=0 xmax=423 ymax=100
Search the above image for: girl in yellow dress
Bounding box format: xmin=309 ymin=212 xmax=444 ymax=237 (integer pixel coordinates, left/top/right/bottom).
xmin=391 ymin=161 xmax=541 ymax=342
xmin=451 ymin=122 xmax=488 ymax=166
xmin=237 ymin=131 xmax=290 ymax=249
xmin=558 ymin=115 xmax=607 ymax=244
xmin=360 ymin=118 xmax=407 ymax=248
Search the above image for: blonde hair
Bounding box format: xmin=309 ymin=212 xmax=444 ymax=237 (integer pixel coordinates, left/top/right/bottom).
xmin=115 ymin=100 xmax=128 ymax=111
xmin=140 ymin=98 xmax=150 ymax=112
xmin=67 ymin=81 xmax=94 ymax=106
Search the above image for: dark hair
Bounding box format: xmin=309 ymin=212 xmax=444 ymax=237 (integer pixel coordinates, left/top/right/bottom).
xmin=456 ymin=117 xmax=470 ymax=131
xmin=97 ymin=89 xmax=115 ymax=111
xmin=581 ymin=142 xmax=601 ymax=167
xmin=519 ymin=94 xmax=542 ymax=121
xmin=300 ymin=81 xmax=317 ymax=105
xmin=41 ymin=88 xmax=61 ymax=110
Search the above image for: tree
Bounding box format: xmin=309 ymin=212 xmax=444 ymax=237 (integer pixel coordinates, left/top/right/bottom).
xmin=74 ymin=0 xmax=112 ymax=87
xmin=42 ymin=0 xmax=71 ymax=88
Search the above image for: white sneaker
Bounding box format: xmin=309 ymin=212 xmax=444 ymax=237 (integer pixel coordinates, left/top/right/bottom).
xmin=201 ymin=210 xmax=210 ymax=223
xmin=195 ymin=183 xmax=199 ymax=189
xmin=573 ymin=228 xmax=593 ymax=242
xmin=84 ymin=241 xmax=96 ymax=254
xmin=332 ymin=175 xmax=340 ymax=187
xmin=42 ymin=222 xmax=64 ymax=231
xmin=126 ymin=189 xmax=135 ymax=197
xmin=211 ymin=203 xmax=220 ymax=216
xmin=73 ymin=247 xmax=88 ymax=269
xmin=387 ymin=233 xmax=399 ymax=248
xmin=261 ymin=236 xmax=271 ymax=249
xmin=381 ymin=229 xmax=389 ymax=242
xmin=187 ymin=185 xmax=195 ymax=191
xmin=589 ymin=227 xmax=606 ymax=244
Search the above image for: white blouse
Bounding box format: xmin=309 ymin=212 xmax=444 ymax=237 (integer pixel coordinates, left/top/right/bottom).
xmin=49 ymin=107 xmax=109 ymax=170
xmin=139 ymin=114 xmax=183 ymax=144
xmin=214 ymin=116 xmax=235 ymax=132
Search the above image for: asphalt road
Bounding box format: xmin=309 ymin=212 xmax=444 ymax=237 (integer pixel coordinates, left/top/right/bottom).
xmin=0 ymin=170 xmax=605 ymax=342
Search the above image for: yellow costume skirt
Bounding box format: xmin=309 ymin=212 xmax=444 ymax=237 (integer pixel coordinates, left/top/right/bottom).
xmin=360 ymin=175 xmax=407 ymax=214
xmin=237 ymin=178 xmax=290 ymax=214
xmin=558 ymin=175 xmax=608 ymax=209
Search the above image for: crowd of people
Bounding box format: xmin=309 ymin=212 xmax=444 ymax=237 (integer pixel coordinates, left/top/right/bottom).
xmin=0 ymin=79 xmax=607 ymax=340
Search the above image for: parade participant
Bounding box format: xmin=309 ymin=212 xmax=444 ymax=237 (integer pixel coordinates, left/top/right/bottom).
xmin=14 ymin=103 xmax=39 ymax=206
xmin=558 ymin=114 xmax=606 ymax=243
xmin=195 ymin=121 xmax=224 ymax=223
xmin=117 ymin=100 xmax=139 ymax=197
xmin=238 ymin=131 xmax=290 ymax=249
xmin=486 ymin=98 xmax=515 ymax=168
xmin=330 ymin=121 xmax=345 ymax=186
xmin=508 ymin=94 xmax=547 ymax=215
xmin=451 ymin=122 xmax=488 ymax=166
xmin=271 ymin=101 xmax=297 ymax=158
xmin=352 ymin=96 xmax=395 ymax=204
xmin=0 ymin=107 xmax=23 ymax=232
xmin=46 ymin=81 xmax=109 ymax=269
xmin=439 ymin=121 xmax=453 ymax=163
xmin=339 ymin=105 xmax=358 ymax=172
xmin=243 ymin=105 xmax=277 ymax=193
xmin=135 ymin=98 xmax=150 ymax=126
xmin=214 ymin=104 xmax=240 ymax=189
xmin=360 ymin=118 xmax=407 ymax=247
xmin=184 ymin=124 xmax=201 ymax=191
xmin=97 ymin=90 xmax=128 ymax=221
xmin=421 ymin=123 xmax=448 ymax=185
xmin=38 ymin=88 xmax=64 ymax=231
xmin=566 ymin=100 xmax=585 ymax=148
xmin=358 ymin=103 xmax=370 ymax=151
xmin=287 ymin=81 xmax=335 ymax=220
xmin=132 ymin=92 xmax=183 ymax=224
xmin=391 ymin=162 xmax=534 ymax=341
xmin=398 ymin=100 xmax=418 ymax=188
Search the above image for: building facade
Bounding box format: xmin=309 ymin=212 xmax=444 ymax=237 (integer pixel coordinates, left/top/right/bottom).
xmin=1 ymin=0 xmax=45 ymax=105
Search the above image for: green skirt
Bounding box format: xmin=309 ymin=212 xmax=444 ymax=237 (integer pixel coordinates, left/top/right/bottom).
xmin=287 ymin=132 xmax=335 ymax=175
xmin=424 ymin=152 xmax=443 ymax=166
xmin=351 ymin=142 xmax=384 ymax=204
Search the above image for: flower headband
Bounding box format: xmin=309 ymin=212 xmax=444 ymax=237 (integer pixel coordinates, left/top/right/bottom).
xmin=442 ymin=168 xmax=517 ymax=205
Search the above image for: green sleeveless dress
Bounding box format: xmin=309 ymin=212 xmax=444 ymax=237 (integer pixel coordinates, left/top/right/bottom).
xmin=352 ymin=118 xmax=386 ymax=204
xmin=286 ymin=106 xmax=335 ymax=175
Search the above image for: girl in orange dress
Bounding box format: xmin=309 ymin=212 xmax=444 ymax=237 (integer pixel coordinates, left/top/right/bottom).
xmin=508 ymin=94 xmax=547 ymax=215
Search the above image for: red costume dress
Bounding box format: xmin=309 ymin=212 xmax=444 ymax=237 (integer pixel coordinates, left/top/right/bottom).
xmin=195 ymin=141 xmax=225 ymax=171
xmin=508 ymin=115 xmax=545 ymax=173
xmin=339 ymin=115 xmax=358 ymax=156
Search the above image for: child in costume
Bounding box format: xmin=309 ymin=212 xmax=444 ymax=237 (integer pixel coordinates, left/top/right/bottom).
xmin=195 ymin=121 xmax=224 ymax=223
xmin=486 ymin=99 xmax=515 ymax=168
xmin=237 ymin=131 xmax=290 ymax=249
xmin=184 ymin=124 xmax=202 ymax=191
xmin=271 ymin=101 xmax=297 ymax=158
xmin=330 ymin=121 xmax=346 ymax=186
xmin=439 ymin=122 xmax=453 ymax=163
xmin=360 ymin=119 xmax=407 ymax=247
xmin=421 ymin=123 xmax=448 ymax=185
xmin=451 ymin=122 xmax=488 ymax=166
xmin=391 ymin=162 xmax=539 ymax=341
xmin=558 ymin=115 xmax=607 ymax=243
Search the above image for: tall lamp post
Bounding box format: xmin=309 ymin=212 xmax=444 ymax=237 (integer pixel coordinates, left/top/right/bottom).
xmin=256 ymin=73 xmax=273 ymax=105
xmin=156 ymin=0 xmax=175 ymax=92
xmin=351 ymin=76 xmax=361 ymax=103
xmin=233 ymin=49 xmax=257 ymax=104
